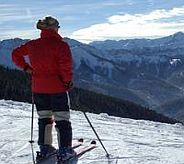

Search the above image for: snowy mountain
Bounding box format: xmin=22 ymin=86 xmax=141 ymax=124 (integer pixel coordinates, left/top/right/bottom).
xmin=1 ymin=32 xmax=184 ymax=121
xmin=0 ymin=100 xmax=184 ymax=164
xmin=65 ymin=34 xmax=184 ymax=118
xmin=0 ymin=38 xmax=28 ymax=68
xmin=90 ymin=32 xmax=184 ymax=50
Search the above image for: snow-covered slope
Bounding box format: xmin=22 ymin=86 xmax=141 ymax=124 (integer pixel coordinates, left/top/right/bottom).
xmin=0 ymin=100 xmax=184 ymax=164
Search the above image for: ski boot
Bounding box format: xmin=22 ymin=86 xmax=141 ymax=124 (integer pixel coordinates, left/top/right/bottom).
xmin=36 ymin=145 xmax=56 ymax=162
xmin=57 ymin=147 xmax=76 ymax=163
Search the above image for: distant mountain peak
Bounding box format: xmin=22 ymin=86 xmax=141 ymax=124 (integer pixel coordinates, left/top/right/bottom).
xmin=171 ymin=32 xmax=184 ymax=40
xmin=173 ymin=31 xmax=184 ymax=36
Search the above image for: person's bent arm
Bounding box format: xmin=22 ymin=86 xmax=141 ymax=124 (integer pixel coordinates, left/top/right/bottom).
xmin=12 ymin=43 xmax=32 ymax=72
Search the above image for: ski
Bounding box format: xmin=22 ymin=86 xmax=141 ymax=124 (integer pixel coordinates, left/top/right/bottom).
xmin=59 ymin=140 xmax=97 ymax=164
xmin=36 ymin=140 xmax=96 ymax=164
xmin=36 ymin=138 xmax=84 ymax=164
xmin=71 ymin=138 xmax=84 ymax=149
xmin=75 ymin=140 xmax=97 ymax=157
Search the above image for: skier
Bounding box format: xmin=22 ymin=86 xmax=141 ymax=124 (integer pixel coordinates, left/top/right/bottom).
xmin=12 ymin=16 xmax=75 ymax=163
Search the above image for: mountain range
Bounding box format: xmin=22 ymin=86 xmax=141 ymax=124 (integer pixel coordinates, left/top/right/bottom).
xmin=1 ymin=32 xmax=184 ymax=122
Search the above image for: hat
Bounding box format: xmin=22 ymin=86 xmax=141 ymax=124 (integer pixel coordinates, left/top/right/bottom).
xmin=36 ymin=16 xmax=60 ymax=30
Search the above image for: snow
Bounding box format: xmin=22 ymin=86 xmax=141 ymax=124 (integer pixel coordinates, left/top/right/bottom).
xmin=170 ymin=59 xmax=181 ymax=66
xmin=0 ymin=99 xmax=184 ymax=164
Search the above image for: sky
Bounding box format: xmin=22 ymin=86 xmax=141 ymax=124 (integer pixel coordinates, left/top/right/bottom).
xmin=0 ymin=0 xmax=184 ymax=43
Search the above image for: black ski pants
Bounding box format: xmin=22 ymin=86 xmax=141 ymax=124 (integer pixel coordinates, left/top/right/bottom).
xmin=33 ymin=92 xmax=72 ymax=148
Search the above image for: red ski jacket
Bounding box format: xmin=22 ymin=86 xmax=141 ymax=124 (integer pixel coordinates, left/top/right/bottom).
xmin=12 ymin=29 xmax=73 ymax=93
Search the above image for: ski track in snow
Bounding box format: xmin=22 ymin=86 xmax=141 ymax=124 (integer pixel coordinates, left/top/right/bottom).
xmin=0 ymin=100 xmax=184 ymax=164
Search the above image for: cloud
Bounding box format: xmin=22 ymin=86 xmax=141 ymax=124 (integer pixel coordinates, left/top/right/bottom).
xmin=0 ymin=29 xmax=39 ymax=40
xmin=101 ymin=1 xmax=135 ymax=7
xmin=0 ymin=4 xmax=39 ymax=23
xmin=70 ymin=6 xmax=184 ymax=43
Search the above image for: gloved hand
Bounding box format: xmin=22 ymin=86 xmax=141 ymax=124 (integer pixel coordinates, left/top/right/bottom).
xmin=24 ymin=64 xmax=32 ymax=74
xmin=64 ymin=81 xmax=74 ymax=90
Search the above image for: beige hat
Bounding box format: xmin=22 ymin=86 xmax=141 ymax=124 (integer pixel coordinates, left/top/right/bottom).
xmin=36 ymin=16 xmax=60 ymax=30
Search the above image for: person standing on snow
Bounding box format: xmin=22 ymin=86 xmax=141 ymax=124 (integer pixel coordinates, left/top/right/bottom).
xmin=12 ymin=16 xmax=74 ymax=162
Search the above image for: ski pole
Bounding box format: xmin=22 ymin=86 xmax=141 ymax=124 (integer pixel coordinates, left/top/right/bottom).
xmin=83 ymin=111 xmax=110 ymax=158
xmin=75 ymin=87 xmax=110 ymax=158
xmin=30 ymin=93 xmax=35 ymax=143
xmin=29 ymin=93 xmax=36 ymax=164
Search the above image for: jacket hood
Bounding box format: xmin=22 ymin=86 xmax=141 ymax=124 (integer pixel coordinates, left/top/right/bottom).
xmin=40 ymin=29 xmax=62 ymax=41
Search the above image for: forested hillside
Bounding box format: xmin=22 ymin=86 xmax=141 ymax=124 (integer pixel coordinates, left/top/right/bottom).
xmin=0 ymin=65 xmax=178 ymax=124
